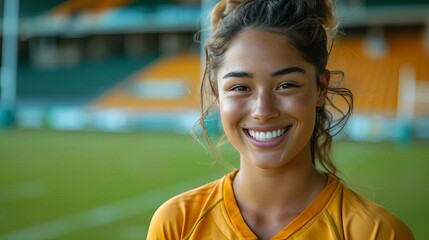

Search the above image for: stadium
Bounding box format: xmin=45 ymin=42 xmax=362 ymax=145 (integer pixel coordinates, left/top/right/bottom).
xmin=0 ymin=0 xmax=428 ymax=239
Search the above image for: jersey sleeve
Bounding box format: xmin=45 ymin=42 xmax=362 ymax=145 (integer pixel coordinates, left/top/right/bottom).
xmin=343 ymin=189 xmax=415 ymax=240
xmin=146 ymin=197 xmax=185 ymax=240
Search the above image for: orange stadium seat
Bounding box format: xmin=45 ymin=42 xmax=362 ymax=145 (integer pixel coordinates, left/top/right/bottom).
xmin=328 ymin=30 xmax=429 ymax=117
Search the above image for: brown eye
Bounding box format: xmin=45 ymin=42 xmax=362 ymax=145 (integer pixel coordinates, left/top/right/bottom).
xmin=277 ymin=82 xmax=299 ymax=90
xmin=230 ymin=85 xmax=251 ymax=92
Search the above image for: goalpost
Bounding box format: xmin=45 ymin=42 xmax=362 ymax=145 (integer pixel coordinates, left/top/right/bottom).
xmin=0 ymin=0 xmax=20 ymax=128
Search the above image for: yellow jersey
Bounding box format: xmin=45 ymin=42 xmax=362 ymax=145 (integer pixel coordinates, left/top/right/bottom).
xmin=147 ymin=170 xmax=414 ymax=239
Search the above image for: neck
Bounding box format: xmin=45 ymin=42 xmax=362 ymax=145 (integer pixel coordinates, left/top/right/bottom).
xmin=231 ymin=145 xmax=328 ymax=239
xmin=234 ymin=163 xmax=326 ymax=211
xmin=232 ymin=146 xmax=327 ymax=221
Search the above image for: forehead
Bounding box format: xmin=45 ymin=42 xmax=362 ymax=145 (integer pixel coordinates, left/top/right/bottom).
xmin=221 ymin=28 xmax=311 ymax=72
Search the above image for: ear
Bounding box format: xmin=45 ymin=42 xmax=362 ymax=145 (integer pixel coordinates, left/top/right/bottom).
xmin=317 ymin=71 xmax=330 ymax=107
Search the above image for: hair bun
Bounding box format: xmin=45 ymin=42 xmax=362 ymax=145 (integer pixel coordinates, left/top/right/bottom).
xmin=210 ymin=0 xmax=227 ymax=30
xmin=210 ymin=0 xmax=338 ymax=38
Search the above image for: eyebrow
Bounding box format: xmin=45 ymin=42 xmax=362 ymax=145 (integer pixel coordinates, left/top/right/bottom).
xmin=222 ymin=71 xmax=253 ymax=79
xmin=222 ymin=67 xmax=305 ymax=79
xmin=271 ymin=67 xmax=306 ymax=78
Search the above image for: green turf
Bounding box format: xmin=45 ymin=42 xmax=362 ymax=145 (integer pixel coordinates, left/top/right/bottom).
xmin=0 ymin=130 xmax=427 ymax=239
xmin=333 ymin=141 xmax=429 ymax=239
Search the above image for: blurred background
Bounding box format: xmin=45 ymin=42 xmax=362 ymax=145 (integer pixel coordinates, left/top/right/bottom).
xmin=0 ymin=0 xmax=428 ymax=239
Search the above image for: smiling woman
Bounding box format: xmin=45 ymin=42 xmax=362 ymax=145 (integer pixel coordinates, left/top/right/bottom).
xmin=217 ymin=29 xmax=326 ymax=171
xmin=147 ymin=0 xmax=415 ymax=239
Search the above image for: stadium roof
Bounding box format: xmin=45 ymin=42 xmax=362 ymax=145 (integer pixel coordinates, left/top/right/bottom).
xmin=12 ymin=0 xmax=182 ymax=17
xmin=1 ymin=0 xmax=428 ymax=38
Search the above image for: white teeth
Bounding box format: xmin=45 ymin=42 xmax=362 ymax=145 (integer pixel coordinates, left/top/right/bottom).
xmin=248 ymin=128 xmax=287 ymax=141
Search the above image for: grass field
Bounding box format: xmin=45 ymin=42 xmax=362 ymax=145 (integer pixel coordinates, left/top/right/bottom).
xmin=0 ymin=130 xmax=428 ymax=239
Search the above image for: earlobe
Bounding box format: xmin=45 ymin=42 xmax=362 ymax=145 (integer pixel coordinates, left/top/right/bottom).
xmin=317 ymin=71 xmax=330 ymax=107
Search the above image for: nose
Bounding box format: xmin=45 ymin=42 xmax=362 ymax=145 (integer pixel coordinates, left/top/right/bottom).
xmin=251 ymin=89 xmax=280 ymax=122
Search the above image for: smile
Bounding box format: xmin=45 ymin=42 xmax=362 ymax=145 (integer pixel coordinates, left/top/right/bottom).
xmin=246 ymin=126 xmax=291 ymax=142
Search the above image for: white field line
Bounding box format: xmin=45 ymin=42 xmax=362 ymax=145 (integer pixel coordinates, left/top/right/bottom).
xmin=0 ymin=174 xmax=219 ymax=240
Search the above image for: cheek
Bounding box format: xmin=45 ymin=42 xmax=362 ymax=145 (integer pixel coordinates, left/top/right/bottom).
xmin=281 ymin=92 xmax=318 ymax=119
xmin=219 ymin=97 xmax=247 ymax=128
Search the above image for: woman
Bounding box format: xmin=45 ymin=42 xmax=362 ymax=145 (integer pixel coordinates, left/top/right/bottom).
xmin=147 ymin=0 xmax=414 ymax=239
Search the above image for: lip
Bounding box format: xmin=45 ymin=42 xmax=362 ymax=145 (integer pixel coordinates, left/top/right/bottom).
xmin=243 ymin=125 xmax=291 ymax=149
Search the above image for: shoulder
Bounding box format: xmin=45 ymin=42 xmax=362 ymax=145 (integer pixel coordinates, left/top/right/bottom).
xmin=340 ymin=185 xmax=414 ymax=239
xmin=146 ymin=175 xmax=226 ymax=239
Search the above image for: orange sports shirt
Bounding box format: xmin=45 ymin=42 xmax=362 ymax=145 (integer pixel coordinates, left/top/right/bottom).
xmin=147 ymin=170 xmax=414 ymax=239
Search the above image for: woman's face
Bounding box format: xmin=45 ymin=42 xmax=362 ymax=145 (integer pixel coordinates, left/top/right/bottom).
xmin=217 ymin=28 xmax=327 ymax=170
